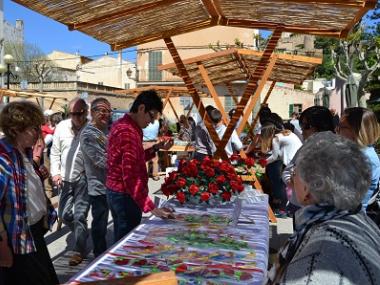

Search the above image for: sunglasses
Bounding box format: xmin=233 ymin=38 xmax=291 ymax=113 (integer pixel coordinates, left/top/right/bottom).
xmin=69 ymin=111 xmax=86 ymax=117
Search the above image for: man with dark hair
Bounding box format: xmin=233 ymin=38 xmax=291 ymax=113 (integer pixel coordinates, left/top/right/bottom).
xmin=106 ymin=90 xmax=174 ymax=243
xmin=193 ymin=105 xmax=216 ymax=160
xmin=283 ymin=105 xmax=335 ymax=215
xmin=299 ymin=106 xmax=335 ymax=139
xmin=80 ymin=97 xmax=111 ymax=257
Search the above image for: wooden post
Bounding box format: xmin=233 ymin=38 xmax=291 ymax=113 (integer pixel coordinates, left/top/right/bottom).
xmin=198 ymin=63 xmax=229 ymax=125
xmin=49 ymin=98 xmax=56 ymax=110
xmin=236 ymin=55 xmax=278 ymax=136
xmin=215 ymin=28 xmax=283 ymax=159
xmin=164 ymin=37 xmax=228 ymax=160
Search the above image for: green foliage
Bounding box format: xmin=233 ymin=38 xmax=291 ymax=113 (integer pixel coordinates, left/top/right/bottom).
xmin=169 ymin=123 xmax=178 ymax=134
xmin=314 ymin=53 xmax=335 ymax=79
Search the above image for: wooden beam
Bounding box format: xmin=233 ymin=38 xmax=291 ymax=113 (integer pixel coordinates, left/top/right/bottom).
xmin=186 ymin=102 xmax=194 ymax=118
xmin=164 ymin=37 xmax=228 ymax=160
xmin=159 ymin=49 xmax=237 ymax=71
xmin=198 ymin=63 xmax=229 ymax=125
xmin=162 ymin=89 xmax=173 ymax=110
xmin=167 ymin=98 xmax=179 ymax=121
xmin=69 ymin=0 xmax=180 ymax=30
xmin=236 ymin=55 xmax=278 ymax=136
xmin=216 ymin=28 xmax=283 ymax=158
xmin=265 ymin=0 xmax=374 ymax=8
xmin=49 ymin=98 xmax=56 ymax=110
xmin=35 ymin=97 xmax=40 ymax=106
xmin=248 ymin=81 xmax=277 ymax=137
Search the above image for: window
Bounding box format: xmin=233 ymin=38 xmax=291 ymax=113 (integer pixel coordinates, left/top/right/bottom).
xmin=148 ymin=51 xmax=162 ymax=81
xmin=98 ymin=82 xmax=103 ymax=86
xmin=124 ymin=83 xmax=130 ymax=89
xmin=289 ymin=104 xmax=302 ymax=117
xmin=224 ymin=96 xmax=235 ymax=113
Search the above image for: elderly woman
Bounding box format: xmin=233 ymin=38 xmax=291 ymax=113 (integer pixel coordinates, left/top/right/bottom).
xmin=0 ymin=101 xmax=58 ymax=285
xmin=268 ymin=132 xmax=380 ymax=284
xmin=337 ymin=107 xmax=380 ymax=209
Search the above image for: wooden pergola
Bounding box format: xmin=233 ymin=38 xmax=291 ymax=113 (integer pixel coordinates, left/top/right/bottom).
xmin=159 ymin=48 xmax=322 ymax=146
xmin=14 ymin=0 xmax=375 ymax=223
xmin=13 ymin=0 xmax=374 ymax=159
xmin=0 ymin=89 xmax=68 ymax=109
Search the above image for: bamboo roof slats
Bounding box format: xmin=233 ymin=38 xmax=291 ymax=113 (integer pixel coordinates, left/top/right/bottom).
xmin=159 ymin=49 xmax=322 ymax=86
xmin=113 ymin=86 xmax=208 ymax=98
xmin=13 ymin=0 xmax=376 ymax=50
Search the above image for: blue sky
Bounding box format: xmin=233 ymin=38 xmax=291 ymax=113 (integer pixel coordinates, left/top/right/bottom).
xmin=5 ymin=0 xmax=137 ymax=61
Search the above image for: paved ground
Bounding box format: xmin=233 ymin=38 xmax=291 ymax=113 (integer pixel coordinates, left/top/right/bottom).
xmin=46 ymin=177 xmax=293 ymax=284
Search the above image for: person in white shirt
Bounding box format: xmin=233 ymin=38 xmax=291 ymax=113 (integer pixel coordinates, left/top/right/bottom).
xmin=209 ymin=109 xmax=243 ymax=157
xmin=261 ymin=122 xmax=302 ymax=216
xmin=50 ymin=98 xmax=89 ymax=266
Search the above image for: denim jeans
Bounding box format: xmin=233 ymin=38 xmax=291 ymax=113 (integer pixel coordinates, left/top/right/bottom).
xmin=106 ymin=190 xmax=142 ymax=244
xmin=89 ymin=194 xmax=109 ymax=257
xmin=266 ymin=160 xmax=287 ymax=209
xmin=59 ymin=176 xmax=90 ymax=256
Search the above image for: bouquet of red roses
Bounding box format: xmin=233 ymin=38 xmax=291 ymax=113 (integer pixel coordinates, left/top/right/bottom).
xmin=161 ymin=157 xmax=244 ymax=204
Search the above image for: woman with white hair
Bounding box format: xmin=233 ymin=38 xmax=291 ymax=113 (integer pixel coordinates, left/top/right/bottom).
xmin=267 ymin=132 xmax=380 ymax=285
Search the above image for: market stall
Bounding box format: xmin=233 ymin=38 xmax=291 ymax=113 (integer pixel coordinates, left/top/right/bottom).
xmin=68 ymin=193 xmax=269 ymax=285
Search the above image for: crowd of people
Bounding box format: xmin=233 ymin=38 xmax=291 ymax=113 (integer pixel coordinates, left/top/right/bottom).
xmin=0 ymin=90 xmax=380 ymax=284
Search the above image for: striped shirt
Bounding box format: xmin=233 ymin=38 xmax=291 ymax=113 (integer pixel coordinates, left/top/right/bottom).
xmin=0 ymin=138 xmax=56 ymax=254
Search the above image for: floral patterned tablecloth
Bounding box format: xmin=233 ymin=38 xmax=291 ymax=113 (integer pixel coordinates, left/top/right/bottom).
xmin=69 ymin=194 xmax=269 ymax=285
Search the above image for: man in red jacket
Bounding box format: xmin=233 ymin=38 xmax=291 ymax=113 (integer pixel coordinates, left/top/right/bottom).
xmin=106 ymin=90 xmax=174 ymax=243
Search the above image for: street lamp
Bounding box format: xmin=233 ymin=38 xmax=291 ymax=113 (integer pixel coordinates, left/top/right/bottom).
xmin=4 ymin=54 xmax=15 ymax=89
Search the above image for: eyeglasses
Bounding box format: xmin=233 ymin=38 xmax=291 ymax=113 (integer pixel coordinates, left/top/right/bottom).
xmin=147 ymin=111 xmax=156 ymax=121
xmin=93 ymin=108 xmax=112 ymax=115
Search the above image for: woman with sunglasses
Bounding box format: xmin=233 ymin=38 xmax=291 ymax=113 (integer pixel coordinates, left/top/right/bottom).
xmin=0 ymin=101 xmax=58 ymax=284
xmin=336 ymin=107 xmax=380 ymax=209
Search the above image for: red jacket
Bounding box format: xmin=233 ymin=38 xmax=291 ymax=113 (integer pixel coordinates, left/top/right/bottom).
xmin=106 ymin=114 xmax=156 ymax=213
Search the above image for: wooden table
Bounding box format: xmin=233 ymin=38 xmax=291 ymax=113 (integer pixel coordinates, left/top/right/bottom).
xmin=159 ymin=144 xmax=195 ymax=169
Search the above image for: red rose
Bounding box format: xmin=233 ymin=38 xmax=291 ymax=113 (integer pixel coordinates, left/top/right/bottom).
xmin=216 ymin=175 xmax=226 ymax=184
xmin=189 ymin=184 xmax=199 ymax=196
xmin=161 ymin=184 xmax=177 ymax=197
xmin=176 ymin=177 xmax=186 ymax=188
xmin=245 ymin=157 xmax=255 ymax=167
xmin=259 ymin=158 xmax=268 ymax=167
xmin=204 ymin=167 xmax=215 ymax=177
xmin=208 ymin=182 xmax=218 ymax=194
xmin=200 ymin=192 xmax=210 ymax=202
xmin=221 ymin=191 xmax=232 ymax=201
xmin=220 ymin=162 xmax=232 ymax=172
xmin=227 ymin=172 xmax=238 ymax=181
xmin=230 ymin=180 xmax=244 ymax=193
xmin=176 ymin=192 xmax=186 ymax=204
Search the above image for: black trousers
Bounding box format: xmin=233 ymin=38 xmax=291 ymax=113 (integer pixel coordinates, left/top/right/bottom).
xmin=2 ymin=218 xmax=59 ymax=285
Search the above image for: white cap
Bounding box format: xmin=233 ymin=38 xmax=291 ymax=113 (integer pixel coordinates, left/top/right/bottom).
xmin=43 ymin=109 xmax=54 ymax=116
